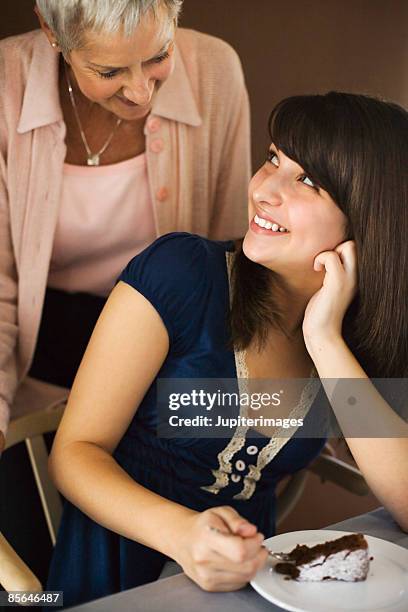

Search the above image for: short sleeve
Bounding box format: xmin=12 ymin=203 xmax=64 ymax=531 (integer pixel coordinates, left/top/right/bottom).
xmin=117 ymin=233 xmax=221 ymax=353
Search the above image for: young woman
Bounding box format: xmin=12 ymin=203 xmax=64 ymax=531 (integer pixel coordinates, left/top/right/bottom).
xmin=47 ymin=92 xmax=408 ymax=607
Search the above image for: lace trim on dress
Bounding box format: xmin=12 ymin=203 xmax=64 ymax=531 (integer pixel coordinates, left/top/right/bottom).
xmin=201 ymin=251 xmax=319 ymax=500
xmin=201 ymin=252 xmax=251 ymax=495
xmin=232 ymin=374 xmax=320 ymax=500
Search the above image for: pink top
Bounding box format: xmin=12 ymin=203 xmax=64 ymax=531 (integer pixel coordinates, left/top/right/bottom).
xmin=48 ymin=154 xmax=156 ymax=297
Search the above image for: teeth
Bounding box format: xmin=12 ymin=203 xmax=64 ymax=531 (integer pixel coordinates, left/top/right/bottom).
xmin=254 ymin=214 xmax=288 ymax=232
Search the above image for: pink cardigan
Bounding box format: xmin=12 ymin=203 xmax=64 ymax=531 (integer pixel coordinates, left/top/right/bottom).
xmin=0 ymin=28 xmax=251 ymax=436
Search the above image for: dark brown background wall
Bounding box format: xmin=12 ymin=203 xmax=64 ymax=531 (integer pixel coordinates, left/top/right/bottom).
xmin=1 ymin=0 xmax=404 ymax=528
xmin=2 ymin=0 xmax=408 ymax=168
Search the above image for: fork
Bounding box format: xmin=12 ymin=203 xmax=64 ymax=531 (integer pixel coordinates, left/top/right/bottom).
xmin=262 ymin=547 xmax=293 ymax=562
xmin=208 ymin=526 xmax=293 ymax=562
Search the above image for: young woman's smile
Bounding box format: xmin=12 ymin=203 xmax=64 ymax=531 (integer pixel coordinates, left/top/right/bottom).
xmin=250 ymin=210 xmax=289 ymax=235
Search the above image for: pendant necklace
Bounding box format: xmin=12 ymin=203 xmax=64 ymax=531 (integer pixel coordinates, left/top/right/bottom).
xmin=64 ymin=62 xmax=122 ymax=166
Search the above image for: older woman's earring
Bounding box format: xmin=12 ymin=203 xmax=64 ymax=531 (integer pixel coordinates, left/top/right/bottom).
xmin=51 ymin=42 xmax=58 ymax=48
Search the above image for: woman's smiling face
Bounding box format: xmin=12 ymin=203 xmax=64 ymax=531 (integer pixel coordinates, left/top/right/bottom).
xmin=65 ymin=9 xmax=175 ymax=121
xmin=243 ymin=145 xmax=348 ymax=277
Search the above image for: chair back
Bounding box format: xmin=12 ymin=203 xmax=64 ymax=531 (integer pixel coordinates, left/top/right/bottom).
xmin=1 ymin=385 xmax=66 ymax=594
xmin=5 ymin=403 xmax=65 ymax=545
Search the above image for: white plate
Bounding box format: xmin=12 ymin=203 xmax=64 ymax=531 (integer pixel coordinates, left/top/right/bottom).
xmin=251 ymin=529 xmax=408 ymax=612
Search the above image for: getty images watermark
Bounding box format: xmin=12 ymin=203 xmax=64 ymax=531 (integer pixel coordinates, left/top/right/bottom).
xmin=167 ymin=388 xmax=303 ymax=429
xmin=156 ymin=378 xmax=320 ymax=438
xmin=156 ymin=378 xmax=408 ymax=439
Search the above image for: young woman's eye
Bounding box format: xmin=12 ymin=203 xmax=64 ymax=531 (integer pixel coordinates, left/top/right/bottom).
xmin=98 ymin=69 xmax=121 ymax=80
xmin=300 ymin=175 xmax=318 ymax=190
xmin=267 ymin=150 xmax=279 ymax=167
xmin=151 ymin=51 xmax=170 ymax=64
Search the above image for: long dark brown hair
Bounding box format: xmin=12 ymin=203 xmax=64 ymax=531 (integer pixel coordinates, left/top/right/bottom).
xmin=230 ymin=92 xmax=408 ymax=378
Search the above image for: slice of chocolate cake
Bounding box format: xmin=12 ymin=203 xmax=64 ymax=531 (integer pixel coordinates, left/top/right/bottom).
xmin=275 ymin=533 xmax=370 ymax=582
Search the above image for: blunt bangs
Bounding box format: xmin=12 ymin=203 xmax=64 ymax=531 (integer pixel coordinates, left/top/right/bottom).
xmin=268 ymin=93 xmax=356 ymax=208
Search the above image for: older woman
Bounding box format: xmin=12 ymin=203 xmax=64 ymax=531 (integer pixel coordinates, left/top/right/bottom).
xmin=0 ymin=0 xmax=250 ymax=581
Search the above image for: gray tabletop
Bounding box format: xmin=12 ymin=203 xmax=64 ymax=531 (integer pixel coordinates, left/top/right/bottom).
xmin=68 ymin=507 xmax=408 ymax=611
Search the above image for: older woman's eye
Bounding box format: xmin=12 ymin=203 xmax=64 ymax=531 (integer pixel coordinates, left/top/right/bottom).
xmin=267 ymin=150 xmax=279 ymax=167
xmin=98 ymin=69 xmax=121 ymax=79
xmin=151 ymin=51 xmax=170 ymax=64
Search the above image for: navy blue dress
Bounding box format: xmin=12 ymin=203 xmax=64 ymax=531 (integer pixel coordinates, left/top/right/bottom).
xmin=47 ymin=233 xmax=326 ymax=608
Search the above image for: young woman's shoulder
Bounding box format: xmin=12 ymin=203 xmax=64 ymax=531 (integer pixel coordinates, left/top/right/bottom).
xmin=118 ymin=233 xmax=233 ymax=346
xmin=120 ymin=232 xmax=232 ymax=286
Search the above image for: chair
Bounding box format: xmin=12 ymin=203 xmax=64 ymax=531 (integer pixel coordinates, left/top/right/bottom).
xmin=3 ymin=402 xmax=66 ymax=546
xmin=275 ymin=448 xmax=370 ymax=526
xmin=0 ymin=377 xmax=68 ymax=593
xmin=0 ymin=381 xmax=370 ymax=593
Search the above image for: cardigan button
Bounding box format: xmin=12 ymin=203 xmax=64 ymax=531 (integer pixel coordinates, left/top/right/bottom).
xmin=150 ymin=138 xmax=164 ymax=153
xmin=147 ymin=116 xmax=161 ymax=132
xmin=156 ymin=187 xmax=169 ymax=202
xmin=235 ymin=459 xmax=246 ymax=472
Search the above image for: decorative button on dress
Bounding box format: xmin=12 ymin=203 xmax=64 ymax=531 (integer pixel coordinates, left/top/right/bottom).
xmin=47 ymin=233 xmax=327 ymax=608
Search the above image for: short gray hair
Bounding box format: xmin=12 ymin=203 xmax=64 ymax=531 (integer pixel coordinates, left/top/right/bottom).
xmin=36 ymin=0 xmax=183 ymax=53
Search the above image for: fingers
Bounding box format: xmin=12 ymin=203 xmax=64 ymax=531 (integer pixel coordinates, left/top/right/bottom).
xmin=190 ymin=546 xmax=268 ymax=591
xmin=335 ymin=240 xmax=358 ymax=276
xmin=314 ymin=241 xmax=357 ymax=283
xmin=334 ymin=239 xmax=355 ymax=257
xmin=202 ymin=507 xmax=264 ymax=564
xmin=313 ymin=251 xmax=344 ymax=277
xmin=182 ymin=507 xmax=268 ymax=594
xmin=212 ymin=545 xmax=269 ymax=576
xmin=193 ymin=569 xmax=249 ymax=593
xmin=208 ymin=529 xmax=265 ymax=563
xmin=210 ymin=505 xmax=258 ymax=537
xmin=193 ymin=543 xmax=268 ymax=575
xmin=196 ymin=561 xmax=266 ymax=592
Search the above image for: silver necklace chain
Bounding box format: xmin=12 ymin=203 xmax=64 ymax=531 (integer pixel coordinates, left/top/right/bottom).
xmin=64 ymin=62 xmax=122 ymax=166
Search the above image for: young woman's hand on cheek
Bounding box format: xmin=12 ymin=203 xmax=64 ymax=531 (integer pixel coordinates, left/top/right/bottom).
xmin=302 ymin=240 xmax=358 ymax=352
xmin=175 ymin=506 xmax=268 ymax=591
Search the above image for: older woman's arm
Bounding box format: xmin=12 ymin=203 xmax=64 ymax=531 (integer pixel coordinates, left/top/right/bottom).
xmin=0 ymin=63 xmax=19 ymax=450
xmin=0 ymin=160 xmax=19 ymax=450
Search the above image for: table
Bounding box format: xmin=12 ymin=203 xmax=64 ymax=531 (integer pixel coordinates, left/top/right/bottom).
xmin=68 ymin=507 xmax=408 ymax=611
